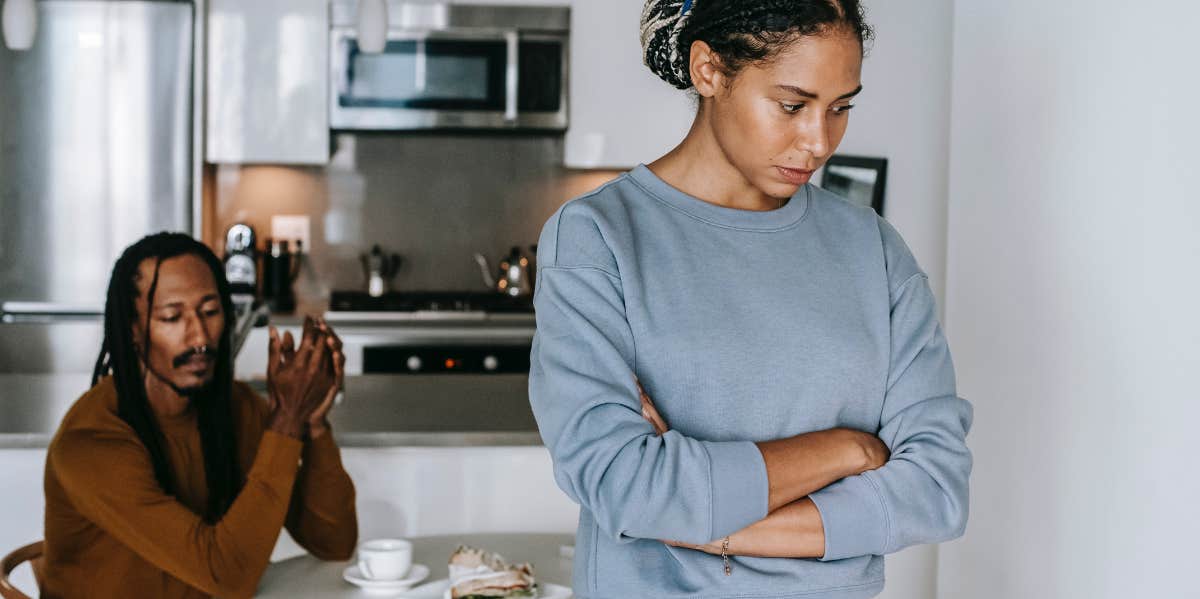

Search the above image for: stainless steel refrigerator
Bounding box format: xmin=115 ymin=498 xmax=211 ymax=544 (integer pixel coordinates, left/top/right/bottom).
xmin=0 ymin=0 xmax=194 ymax=373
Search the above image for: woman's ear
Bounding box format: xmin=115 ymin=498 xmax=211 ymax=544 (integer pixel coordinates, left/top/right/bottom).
xmin=688 ymin=40 xmax=727 ymax=98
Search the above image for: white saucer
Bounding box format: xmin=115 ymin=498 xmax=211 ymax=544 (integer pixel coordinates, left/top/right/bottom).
xmin=342 ymin=563 xmax=430 ymax=594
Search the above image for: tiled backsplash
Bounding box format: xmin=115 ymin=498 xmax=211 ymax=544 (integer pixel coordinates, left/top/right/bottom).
xmin=208 ymin=133 xmax=620 ymax=310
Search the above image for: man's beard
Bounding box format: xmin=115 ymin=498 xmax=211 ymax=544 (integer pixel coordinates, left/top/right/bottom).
xmin=168 ymin=377 xmax=212 ymax=398
xmin=144 ymin=346 xmax=218 ymax=398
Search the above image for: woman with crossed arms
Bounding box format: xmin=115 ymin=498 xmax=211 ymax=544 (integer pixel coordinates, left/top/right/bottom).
xmin=528 ymin=1 xmax=973 ymax=597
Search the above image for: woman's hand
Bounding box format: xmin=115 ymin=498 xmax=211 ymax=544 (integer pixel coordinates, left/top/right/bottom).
xmin=640 ymin=378 xmax=890 ymax=476
xmin=848 ymin=428 xmax=890 ymax=473
xmin=642 ymin=378 xmax=873 ymax=560
xmin=665 ymin=499 xmax=827 ymax=559
xmin=637 ymin=379 xmax=669 ymax=435
xmin=662 ymin=538 xmax=721 ymax=555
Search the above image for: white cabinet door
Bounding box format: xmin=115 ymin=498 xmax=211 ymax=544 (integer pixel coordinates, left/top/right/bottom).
xmin=268 ymin=446 xmax=580 ymax=562
xmin=565 ymin=0 xmax=693 ymax=169
xmin=341 ymin=447 xmax=579 ymax=538
xmin=206 ymin=0 xmax=329 ymax=165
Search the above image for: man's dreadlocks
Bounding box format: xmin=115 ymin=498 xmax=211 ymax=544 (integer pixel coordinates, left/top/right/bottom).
xmin=92 ymin=232 xmax=241 ymax=523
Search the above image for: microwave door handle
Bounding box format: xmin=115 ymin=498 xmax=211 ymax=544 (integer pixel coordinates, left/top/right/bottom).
xmin=504 ymin=30 xmax=519 ymax=123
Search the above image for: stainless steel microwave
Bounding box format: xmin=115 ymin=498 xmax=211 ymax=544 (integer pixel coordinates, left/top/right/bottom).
xmin=329 ymin=2 xmax=569 ymax=131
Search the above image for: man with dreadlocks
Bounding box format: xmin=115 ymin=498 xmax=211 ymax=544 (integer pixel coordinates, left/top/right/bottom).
xmin=40 ymin=232 xmax=357 ymax=598
xmin=528 ymin=1 xmax=971 ymax=597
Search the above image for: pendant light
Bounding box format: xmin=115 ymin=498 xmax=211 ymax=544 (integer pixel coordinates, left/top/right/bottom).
xmin=357 ymin=0 xmax=388 ymax=54
xmin=2 ymin=0 xmax=37 ymax=51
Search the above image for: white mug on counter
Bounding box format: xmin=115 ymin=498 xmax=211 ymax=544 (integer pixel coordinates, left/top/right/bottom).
xmin=357 ymin=538 xmax=413 ymax=580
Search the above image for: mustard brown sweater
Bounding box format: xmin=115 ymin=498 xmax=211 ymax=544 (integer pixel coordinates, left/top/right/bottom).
xmin=42 ymin=377 xmax=358 ymax=598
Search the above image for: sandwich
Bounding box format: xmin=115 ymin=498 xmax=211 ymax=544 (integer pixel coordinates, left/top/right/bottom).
xmin=448 ymin=545 xmax=537 ymax=598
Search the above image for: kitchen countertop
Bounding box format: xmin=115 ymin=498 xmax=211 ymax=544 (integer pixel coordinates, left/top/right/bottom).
xmin=251 ymin=310 xmax=536 ymax=328
xmin=0 ymin=374 xmax=543 ymax=449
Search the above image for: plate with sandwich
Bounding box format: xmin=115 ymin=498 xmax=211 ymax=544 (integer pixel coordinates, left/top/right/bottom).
xmin=381 ymin=544 xmax=572 ymax=599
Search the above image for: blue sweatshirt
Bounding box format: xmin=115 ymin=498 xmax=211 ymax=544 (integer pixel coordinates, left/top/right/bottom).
xmin=529 ymin=165 xmax=973 ymax=599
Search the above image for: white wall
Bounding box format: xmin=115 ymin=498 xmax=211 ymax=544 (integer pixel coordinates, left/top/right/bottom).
xmin=838 ymin=0 xmax=956 ymax=312
xmin=834 ymin=2 xmax=956 ymax=598
xmin=939 ymin=2 xmax=1200 ymax=597
xmin=564 ymin=0 xmax=695 ymax=168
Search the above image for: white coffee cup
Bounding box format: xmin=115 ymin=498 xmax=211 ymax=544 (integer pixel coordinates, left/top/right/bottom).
xmin=357 ymin=538 xmax=413 ymax=580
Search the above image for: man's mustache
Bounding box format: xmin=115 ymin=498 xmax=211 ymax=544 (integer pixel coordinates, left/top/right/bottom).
xmin=172 ymin=346 xmax=216 ymax=368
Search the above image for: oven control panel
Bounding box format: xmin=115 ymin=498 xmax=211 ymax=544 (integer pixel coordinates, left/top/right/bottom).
xmin=363 ymin=344 xmax=531 ymax=374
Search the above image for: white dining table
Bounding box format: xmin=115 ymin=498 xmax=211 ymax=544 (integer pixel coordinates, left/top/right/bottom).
xmin=256 ymin=532 xmax=576 ymax=598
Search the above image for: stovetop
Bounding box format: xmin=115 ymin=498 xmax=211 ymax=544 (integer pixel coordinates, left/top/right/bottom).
xmin=329 ymin=291 xmax=534 ymax=314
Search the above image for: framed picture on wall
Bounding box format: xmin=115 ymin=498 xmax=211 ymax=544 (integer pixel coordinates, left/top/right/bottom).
xmin=820 ymin=155 xmax=888 ymax=216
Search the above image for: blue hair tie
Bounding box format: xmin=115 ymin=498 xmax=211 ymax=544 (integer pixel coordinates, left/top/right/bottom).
xmin=681 ymin=0 xmax=693 ymax=15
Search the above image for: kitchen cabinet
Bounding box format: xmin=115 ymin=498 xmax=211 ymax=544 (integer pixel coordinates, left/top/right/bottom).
xmin=564 ymin=0 xmax=693 ymax=168
xmin=206 ymin=0 xmax=329 ymax=165
xmin=205 ymin=0 xmax=687 ymax=168
xmin=334 ymin=447 xmax=578 ymax=543
xmin=268 ymin=446 xmax=580 ymax=562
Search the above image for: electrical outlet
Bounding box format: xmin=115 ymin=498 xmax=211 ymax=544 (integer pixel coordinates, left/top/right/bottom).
xmin=271 ymin=215 xmax=311 ymax=253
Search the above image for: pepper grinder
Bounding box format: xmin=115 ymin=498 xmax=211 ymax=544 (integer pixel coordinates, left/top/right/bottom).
xmin=263 ymin=239 xmax=301 ymax=312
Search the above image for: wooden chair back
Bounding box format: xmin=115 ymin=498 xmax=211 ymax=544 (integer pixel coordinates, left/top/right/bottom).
xmin=0 ymin=541 xmax=44 ymax=599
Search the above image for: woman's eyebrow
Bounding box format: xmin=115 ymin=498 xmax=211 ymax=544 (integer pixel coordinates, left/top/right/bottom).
xmin=775 ymin=84 xmax=864 ymax=100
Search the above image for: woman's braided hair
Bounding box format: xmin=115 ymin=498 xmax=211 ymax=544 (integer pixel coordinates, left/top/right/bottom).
xmin=641 ymin=0 xmax=872 ymax=90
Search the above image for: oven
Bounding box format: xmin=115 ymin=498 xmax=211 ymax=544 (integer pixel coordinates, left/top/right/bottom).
xmin=324 ymin=291 xmax=535 ymax=377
